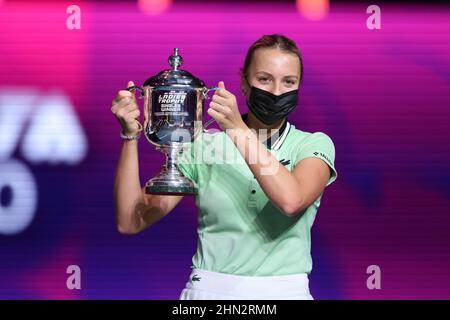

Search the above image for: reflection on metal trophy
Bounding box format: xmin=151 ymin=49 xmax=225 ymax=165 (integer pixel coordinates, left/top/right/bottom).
xmin=127 ymin=48 xmax=217 ymax=195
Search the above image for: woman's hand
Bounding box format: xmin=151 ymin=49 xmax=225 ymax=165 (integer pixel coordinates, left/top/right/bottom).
xmin=111 ymin=81 xmax=143 ymax=136
xmin=207 ymin=81 xmax=247 ymax=132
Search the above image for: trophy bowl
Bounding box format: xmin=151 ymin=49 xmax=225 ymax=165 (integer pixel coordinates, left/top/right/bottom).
xmin=127 ymin=48 xmax=217 ymax=195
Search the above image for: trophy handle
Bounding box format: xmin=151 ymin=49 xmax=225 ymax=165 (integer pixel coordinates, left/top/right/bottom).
xmin=204 ymin=118 xmax=215 ymax=129
xmin=203 ymin=86 xmax=219 ymax=133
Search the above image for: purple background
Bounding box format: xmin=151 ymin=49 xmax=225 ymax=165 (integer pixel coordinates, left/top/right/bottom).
xmin=0 ymin=0 xmax=449 ymax=299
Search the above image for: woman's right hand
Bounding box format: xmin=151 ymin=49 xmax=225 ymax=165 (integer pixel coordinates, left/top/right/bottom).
xmin=111 ymin=81 xmax=142 ymax=136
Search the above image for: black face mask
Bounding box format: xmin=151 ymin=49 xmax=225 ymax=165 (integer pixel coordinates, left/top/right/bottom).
xmin=246 ymin=86 xmax=299 ymax=125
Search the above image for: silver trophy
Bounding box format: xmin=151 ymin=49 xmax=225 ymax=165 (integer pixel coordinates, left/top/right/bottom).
xmin=127 ymin=48 xmax=217 ymax=195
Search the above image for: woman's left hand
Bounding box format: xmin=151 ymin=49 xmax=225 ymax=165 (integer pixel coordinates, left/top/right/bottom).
xmin=208 ymin=81 xmax=247 ymax=132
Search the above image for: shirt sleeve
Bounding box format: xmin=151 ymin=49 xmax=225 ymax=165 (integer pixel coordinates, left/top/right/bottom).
xmin=178 ymin=142 xmax=198 ymax=184
xmin=294 ymin=132 xmax=338 ymax=187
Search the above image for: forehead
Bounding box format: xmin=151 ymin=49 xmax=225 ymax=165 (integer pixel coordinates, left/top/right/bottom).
xmin=250 ymin=47 xmax=300 ymax=76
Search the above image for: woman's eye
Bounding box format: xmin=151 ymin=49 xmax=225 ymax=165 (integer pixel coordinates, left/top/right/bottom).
xmin=285 ymin=79 xmax=296 ymax=85
xmin=258 ymin=77 xmax=269 ymax=83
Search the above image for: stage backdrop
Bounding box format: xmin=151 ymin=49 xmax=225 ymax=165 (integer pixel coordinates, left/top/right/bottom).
xmin=0 ymin=0 xmax=449 ymax=299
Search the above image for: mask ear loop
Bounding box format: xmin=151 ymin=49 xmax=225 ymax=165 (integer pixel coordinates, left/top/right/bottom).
xmin=243 ymin=76 xmax=253 ymax=126
xmin=245 ymin=76 xmax=254 ymax=95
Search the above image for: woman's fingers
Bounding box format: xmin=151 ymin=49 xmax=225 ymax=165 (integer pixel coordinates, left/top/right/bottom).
xmin=212 ymin=94 xmax=228 ymax=105
xmin=111 ymin=82 xmax=142 ymax=136
xmin=209 ymin=101 xmax=231 ymax=115
xmin=207 ymin=107 xmax=225 ymax=122
xmin=215 ymin=81 xmax=231 ymax=98
xmin=127 ymin=109 xmax=141 ymax=120
xmin=115 ymin=103 xmax=137 ymax=118
xmin=113 ymin=90 xmax=133 ymax=104
xmin=112 ymin=97 xmax=138 ymax=113
xmin=112 ymin=81 xmax=137 ymax=103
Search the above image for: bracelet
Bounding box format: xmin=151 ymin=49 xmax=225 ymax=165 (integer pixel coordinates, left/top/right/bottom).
xmin=120 ymin=131 xmax=140 ymax=140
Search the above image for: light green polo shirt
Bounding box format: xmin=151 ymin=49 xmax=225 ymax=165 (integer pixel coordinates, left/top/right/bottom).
xmin=178 ymin=121 xmax=337 ymax=276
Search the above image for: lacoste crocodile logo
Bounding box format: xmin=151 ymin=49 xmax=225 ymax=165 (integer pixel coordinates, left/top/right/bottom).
xmin=191 ymin=275 xmax=201 ymax=282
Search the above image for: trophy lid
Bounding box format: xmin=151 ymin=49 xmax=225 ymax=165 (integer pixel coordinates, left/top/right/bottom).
xmin=143 ymin=48 xmax=205 ymax=88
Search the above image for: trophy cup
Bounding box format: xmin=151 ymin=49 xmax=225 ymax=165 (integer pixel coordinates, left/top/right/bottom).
xmin=127 ymin=48 xmax=217 ymax=195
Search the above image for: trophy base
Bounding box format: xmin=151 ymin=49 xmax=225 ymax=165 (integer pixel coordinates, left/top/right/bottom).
xmin=145 ymin=172 xmax=197 ymax=195
xmin=145 ymin=184 xmax=197 ymax=196
xmin=145 ymin=144 xmax=197 ymax=195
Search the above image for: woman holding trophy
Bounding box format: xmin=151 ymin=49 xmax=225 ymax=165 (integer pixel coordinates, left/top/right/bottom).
xmin=111 ymin=34 xmax=337 ymax=300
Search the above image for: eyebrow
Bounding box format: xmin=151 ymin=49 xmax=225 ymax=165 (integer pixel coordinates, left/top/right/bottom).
xmin=255 ymin=71 xmax=299 ymax=79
